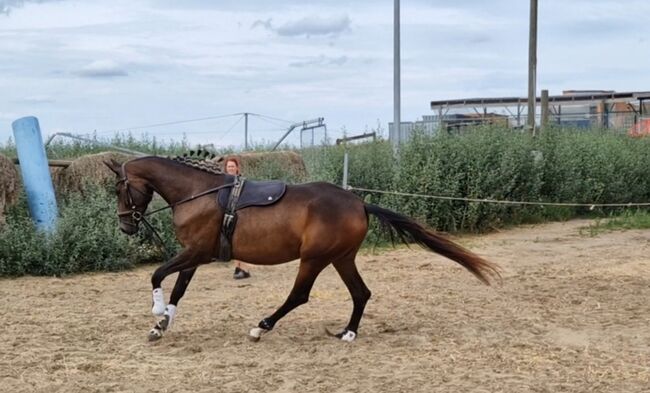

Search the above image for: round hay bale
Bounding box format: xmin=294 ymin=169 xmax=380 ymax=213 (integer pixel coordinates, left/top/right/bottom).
xmin=0 ymin=153 xmax=20 ymax=225
xmin=215 ymin=151 xmax=307 ymax=182
xmin=55 ymin=151 xmax=136 ymax=194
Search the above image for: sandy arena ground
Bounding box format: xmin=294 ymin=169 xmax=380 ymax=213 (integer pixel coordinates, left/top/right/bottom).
xmin=1 ymin=219 xmax=649 ymax=392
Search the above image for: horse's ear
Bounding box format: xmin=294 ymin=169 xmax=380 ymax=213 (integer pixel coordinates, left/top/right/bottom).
xmin=104 ymin=159 xmax=122 ymax=176
xmin=215 ymin=156 xmax=224 ymax=163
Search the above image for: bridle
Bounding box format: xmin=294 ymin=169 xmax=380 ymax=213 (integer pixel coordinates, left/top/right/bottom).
xmin=115 ymin=162 xmax=237 ymax=255
xmin=116 ymin=170 xmax=149 ymax=224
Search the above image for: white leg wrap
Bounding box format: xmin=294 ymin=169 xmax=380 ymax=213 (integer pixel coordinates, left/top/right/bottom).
xmin=164 ymin=304 xmax=177 ymax=329
xmin=249 ymin=327 xmax=266 ymax=341
xmin=341 ymin=330 xmax=357 ymax=342
xmin=152 ymin=288 xmax=166 ymax=316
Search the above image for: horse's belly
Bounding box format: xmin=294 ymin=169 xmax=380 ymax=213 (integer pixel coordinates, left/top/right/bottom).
xmin=231 ymin=216 xmax=302 ymax=265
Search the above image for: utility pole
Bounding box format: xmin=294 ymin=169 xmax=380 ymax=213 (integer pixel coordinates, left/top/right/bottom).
xmin=244 ymin=112 xmax=249 ymax=150
xmin=540 ymin=89 xmax=549 ymax=132
xmin=393 ymin=0 xmax=401 ymax=151
xmin=527 ymin=0 xmax=538 ymax=135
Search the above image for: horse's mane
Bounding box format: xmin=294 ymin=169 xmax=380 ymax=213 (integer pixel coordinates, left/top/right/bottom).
xmin=170 ymin=150 xmax=223 ymax=175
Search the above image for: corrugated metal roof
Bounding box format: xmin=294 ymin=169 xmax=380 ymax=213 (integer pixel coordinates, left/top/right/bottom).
xmin=430 ymin=91 xmax=650 ymax=109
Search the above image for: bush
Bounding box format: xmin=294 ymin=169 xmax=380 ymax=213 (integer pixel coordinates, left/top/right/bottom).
xmin=0 ymin=187 xmax=176 ymax=277
xmin=390 ymin=127 xmax=546 ymax=231
xmin=327 ymin=126 xmax=650 ymax=234
xmin=4 ymin=126 xmax=650 ymax=277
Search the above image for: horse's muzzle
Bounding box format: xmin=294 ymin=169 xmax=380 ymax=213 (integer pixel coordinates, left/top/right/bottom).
xmin=119 ymin=220 xmax=140 ymax=235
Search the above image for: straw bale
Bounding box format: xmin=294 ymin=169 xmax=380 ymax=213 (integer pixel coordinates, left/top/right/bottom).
xmin=0 ymin=153 xmax=20 ymax=224
xmin=55 ymin=151 xmax=136 ymax=194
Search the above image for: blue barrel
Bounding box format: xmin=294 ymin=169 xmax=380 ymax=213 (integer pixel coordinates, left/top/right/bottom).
xmin=12 ymin=116 xmax=58 ymax=232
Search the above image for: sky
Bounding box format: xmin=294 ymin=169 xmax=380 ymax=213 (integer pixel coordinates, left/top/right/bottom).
xmin=1 ymin=0 xmax=649 ymax=148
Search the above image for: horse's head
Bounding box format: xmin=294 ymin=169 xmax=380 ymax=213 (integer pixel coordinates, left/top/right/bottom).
xmin=104 ymin=159 xmax=153 ymax=235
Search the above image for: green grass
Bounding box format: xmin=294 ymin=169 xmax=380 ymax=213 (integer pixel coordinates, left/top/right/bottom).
xmin=582 ymin=209 xmax=650 ymax=236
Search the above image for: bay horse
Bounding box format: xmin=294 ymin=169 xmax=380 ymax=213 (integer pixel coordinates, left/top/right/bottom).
xmin=104 ymin=155 xmax=500 ymax=342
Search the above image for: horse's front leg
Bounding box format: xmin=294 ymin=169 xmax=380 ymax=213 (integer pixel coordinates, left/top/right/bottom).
xmin=148 ymin=248 xmax=205 ymax=341
xmin=149 ymin=267 xmax=197 ymax=341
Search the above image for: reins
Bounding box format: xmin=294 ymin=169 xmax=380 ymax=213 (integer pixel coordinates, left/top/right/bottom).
xmin=116 ymin=162 xmax=235 ymax=257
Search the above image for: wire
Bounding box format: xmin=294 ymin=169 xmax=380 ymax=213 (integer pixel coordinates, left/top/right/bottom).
xmin=251 ymin=115 xmax=290 ymax=130
xmin=216 ymin=114 xmax=244 ymax=140
xmin=248 ymin=113 xmax=294 ymax=124
xmin=95 ymin=113 xmax=245 ymax=134
xmin=347 ymin=186 xmax=650 ymax=208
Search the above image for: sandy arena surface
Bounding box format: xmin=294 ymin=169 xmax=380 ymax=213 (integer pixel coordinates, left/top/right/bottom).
xmin=1 ymin=219 xmax=649 ymax=392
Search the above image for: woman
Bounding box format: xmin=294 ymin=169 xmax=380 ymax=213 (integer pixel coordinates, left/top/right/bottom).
xmin=224 ymin=156 xmax=251 ymax=279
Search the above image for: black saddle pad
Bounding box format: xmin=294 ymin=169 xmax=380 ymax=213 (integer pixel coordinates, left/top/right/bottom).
xmin=217 ymin=178 xmax=287 ymax=210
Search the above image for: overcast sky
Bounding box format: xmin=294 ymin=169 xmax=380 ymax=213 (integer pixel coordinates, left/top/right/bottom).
xmin=1 ymin=0 xmax=649 ymax=148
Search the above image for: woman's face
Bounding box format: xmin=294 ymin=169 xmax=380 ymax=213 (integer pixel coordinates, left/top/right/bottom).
xmin=225 ymin=160 xmax=239 ymax=175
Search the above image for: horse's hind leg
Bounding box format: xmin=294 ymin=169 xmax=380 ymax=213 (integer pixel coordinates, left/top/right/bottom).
xmin=330 ymin=256 xmax=371 ymax=342
xmin=249 ymin=258 xmax=328 ymax=341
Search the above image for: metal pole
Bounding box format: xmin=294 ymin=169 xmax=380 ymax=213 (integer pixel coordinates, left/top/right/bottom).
xmin=393 ymin=0 xmax=401 ymax=150
xmin=527 ymin=0 xmax=538 ymax=135
xmin=12 ymin=116 xmax=58 ymax=232
xmin=342 ymin=150 xmax=349 ymax=189
xmin=271 ymin=118 xmax=324 ymax=151
xmin=244 ymin=112 xmax=249 ymax=150
xmin=541 ymin=89 xmax=549 ymax=132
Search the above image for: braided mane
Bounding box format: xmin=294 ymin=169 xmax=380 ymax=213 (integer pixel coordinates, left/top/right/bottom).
xmin=171 ymin=150 xmax=222 ymax=175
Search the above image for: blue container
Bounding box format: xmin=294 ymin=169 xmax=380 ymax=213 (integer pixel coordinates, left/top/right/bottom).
xmin=11 ymin=116 xmax=58 ymax=232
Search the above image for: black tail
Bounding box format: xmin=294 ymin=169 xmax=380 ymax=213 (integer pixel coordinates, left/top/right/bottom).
xmin=365 ymin=204 xmax=501 ymax=285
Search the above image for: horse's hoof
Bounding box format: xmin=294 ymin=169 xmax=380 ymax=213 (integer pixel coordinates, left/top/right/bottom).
xmin=148 ymin=328 xmax=163 ymax=342
xmin=325 ymin=327 xmax=356 ymax=342
xmin=340 ymin=330 xmax=357 ymax=342
xmin=248 ymin=327 xmax=267 ymax=342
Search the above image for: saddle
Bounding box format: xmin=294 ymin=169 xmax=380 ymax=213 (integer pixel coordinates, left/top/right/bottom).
xmin=217 ymin=176 xmax=286 ymax=210
xmin=216 ymin=176 xmax=286 ymax=261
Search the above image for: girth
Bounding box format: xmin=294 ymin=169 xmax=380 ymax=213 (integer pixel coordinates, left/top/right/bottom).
xmin=217 ymin=176 xmax=287 ymax=261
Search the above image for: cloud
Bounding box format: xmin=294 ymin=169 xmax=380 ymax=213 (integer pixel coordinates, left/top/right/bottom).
xmin=14 ymin=95 xmax=55 ymax=104
xmin=289 ymin=55 xmax=348 ymax=68
xmin=76 ymin=60 xmax=129 ymax=78
xmin=251 ymin=18 xmax=273 ymax=30
xmin=252 ymin=15 xmax=351 ymax=37
xmin=0 ymin=0 xmax=60 ymax=15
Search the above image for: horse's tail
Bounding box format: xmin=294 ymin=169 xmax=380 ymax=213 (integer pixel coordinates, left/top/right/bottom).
xmin=364 ymin=203 xmax=501 ymax=285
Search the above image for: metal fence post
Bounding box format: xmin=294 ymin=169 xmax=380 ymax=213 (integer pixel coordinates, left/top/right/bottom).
xmin=342 ymin=150 xmax=349 ymax=190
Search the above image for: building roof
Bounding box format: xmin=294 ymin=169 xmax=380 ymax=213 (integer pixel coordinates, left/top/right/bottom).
xmin=430 ymin=91 xmax=650 ymax=110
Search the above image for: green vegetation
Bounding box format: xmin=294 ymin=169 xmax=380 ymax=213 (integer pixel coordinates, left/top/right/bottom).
xmin=2 ymin=125 xmax=650 ymax=276
xmin=0 ymin=132 xmax=229 ymax=159
xmin=583 ymin=209 xmax=650 ymax=237
xmin=0 ymin=186 xmax=176 ymax=277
